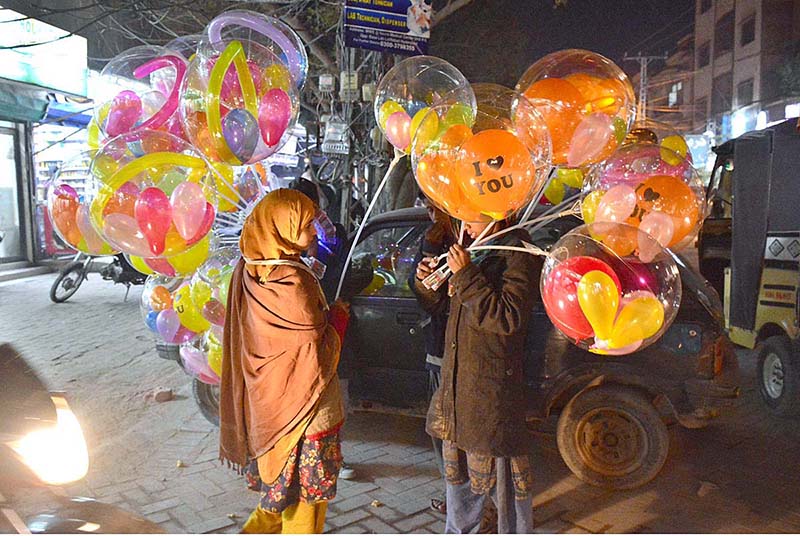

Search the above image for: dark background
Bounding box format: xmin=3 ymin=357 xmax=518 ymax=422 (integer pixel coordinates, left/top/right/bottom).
xmin=430 ymin=0 xmax=695 ymax=87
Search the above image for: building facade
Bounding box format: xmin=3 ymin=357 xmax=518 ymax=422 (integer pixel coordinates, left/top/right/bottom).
xmin=693 ymin=0 xmax=800 ymax=141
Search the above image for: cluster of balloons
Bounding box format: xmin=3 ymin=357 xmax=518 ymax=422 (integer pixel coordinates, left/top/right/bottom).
xmin=541 ymin=224 xmax=681 ymax=355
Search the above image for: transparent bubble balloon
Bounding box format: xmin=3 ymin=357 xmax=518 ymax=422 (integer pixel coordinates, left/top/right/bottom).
xmin=165 ymin=34 xmax=203 ymax=62
xmin=87 ymin=130 xmax=217 ymax=259
xmin=541 ymin=223 xmax=681 ymax=355
xmin=411 ymin=83 xmax=551 ymax=222
xmin=201 ymin=10 xmax=308 ymax=90
xmin=140 ymin=274 xmax=200 ymax=344
xmin=179 ymin=12 xmax=303 ymax=166
xmin=190 ymin=245 xmax=239 ymax=327
xmin=581 ymin=142 xmax=705 ymax=255
xmin=517 ymin=49 xmax=636 ymax=168
xmin=623 ymin=118 xmax=693 ymax=167
xmin=374 ymin=56 xmax=476 ymax=153
xmin=95 ymin=45 xmax=187 ymax=140
xmin=125 ymin=232 xmax=218 ymax=278
xmin=46 ymin=152 xmax=117 ymax=256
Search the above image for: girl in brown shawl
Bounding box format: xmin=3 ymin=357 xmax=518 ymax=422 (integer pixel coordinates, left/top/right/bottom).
xmin=220 ymin=189 xmax=344 ymax=534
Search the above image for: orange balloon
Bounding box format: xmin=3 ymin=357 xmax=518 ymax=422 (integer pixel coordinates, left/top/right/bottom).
xmin=564 ymin=73 xmax=626 ymax=117
xmin=597 ymin=223 xmax=638 ymax=257
xmin=439 ymin=124 xmax=473 ymax=149
xmin=523 ymin=78 xmax=584 ymax=165
xmin=51 ymin=194 xmax=81 ymax=246
xmin=150 ymin=285 xmax=173 ymax=312
xmin=627 ymin=175 xmax=700 ymax=247
xmin=455 ymin=129 xmax=537 ymax=220
xmin=416 ymin=151 xmax=488 ymax=223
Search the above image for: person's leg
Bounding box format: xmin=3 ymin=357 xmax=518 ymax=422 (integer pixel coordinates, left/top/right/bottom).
xmin=281 ymin=501 xmax=328 ymax=534
xmin=338 ymin=377 xmax=356 ymax=480
xmin=242 ymin=505 xmax=282 ymax=534
xmin=492 ymin=458 xmax=533 ymax=534
xmin=444 ymin=480 xmax=486 ymax=534
xmin=428 ymin=368 xmax=447 ymax=513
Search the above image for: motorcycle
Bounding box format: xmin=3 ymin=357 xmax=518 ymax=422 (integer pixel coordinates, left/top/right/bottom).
xmin=0 ymin=343 xmax=163 ymax=533
xmin=50 ymin=253 xmax=146 ymax=303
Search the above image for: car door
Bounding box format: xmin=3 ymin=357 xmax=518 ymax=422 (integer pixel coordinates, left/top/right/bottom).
xmin=344 ymin=221 xmax=429 ymax=407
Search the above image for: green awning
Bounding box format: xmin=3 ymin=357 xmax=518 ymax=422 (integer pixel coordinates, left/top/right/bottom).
xmin=0 ymin=78 xmax=49 ymax=122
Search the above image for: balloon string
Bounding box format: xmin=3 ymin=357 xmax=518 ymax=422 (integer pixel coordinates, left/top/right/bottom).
xmin=468 ymin=245 xmax=551 ymax=257
xmin=458 ymin=220 xmax=466 ymax=246
xmin=519 ymin=167 xmax=558 ymax=223
xmin=205 ymin=158 xmax=251 ymax=209
xmin=335 ymin=153 xmax=402 ymax=301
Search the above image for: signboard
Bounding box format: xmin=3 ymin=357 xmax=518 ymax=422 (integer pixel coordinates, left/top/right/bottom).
xmin=344 ymin=0 xmax=430 ymax=56
xmin=0 ymin=5 xmax=88 ymax=97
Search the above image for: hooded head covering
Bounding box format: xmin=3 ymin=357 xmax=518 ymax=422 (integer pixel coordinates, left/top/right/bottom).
xmin=240 ymin=189 xmax=317 ymax=282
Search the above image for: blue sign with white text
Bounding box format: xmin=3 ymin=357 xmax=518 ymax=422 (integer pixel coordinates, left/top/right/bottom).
xmin=344 ymin=0 xmax=430 ymax=56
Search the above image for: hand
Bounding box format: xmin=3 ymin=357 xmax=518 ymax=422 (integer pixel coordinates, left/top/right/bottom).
xmin=416 ymin=257 xmax=436 ymax=280
xmin=447 ymin=244 xmax=471 ymax=274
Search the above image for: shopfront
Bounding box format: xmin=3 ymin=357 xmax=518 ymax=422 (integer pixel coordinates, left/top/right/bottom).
xmin=0 ymin=5 xmax=88 ymax=265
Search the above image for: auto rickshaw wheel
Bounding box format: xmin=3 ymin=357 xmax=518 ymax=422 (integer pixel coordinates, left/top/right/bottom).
xmin=557 ymin=385 xmax=669 ymax=490
xmin=756 ymin=335 xmax=800 ymax=416
xmin=193 ymin=378 xmax=220 ymax=427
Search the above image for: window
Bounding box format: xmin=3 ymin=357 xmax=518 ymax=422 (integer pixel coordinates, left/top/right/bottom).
xmin=694 ymin=97 xmax=708 ymax=125
xmin=351 ymin=224 xmax=424 ymax=297
xmin=737 ymin=78 xmax=754 ymax=107
xmin=698 ymin=41 xmax=711 ymax=68
xmin=712 ymin=72 xmax=733 ymax=115
xmin=701 ymin=0 xmax=712 ymax=13
xmin=740 ymin=14 xmax=756 ymax=46
xmin=715 ymin=11 xmax=735 ymax=58
xmin=668 ymin=82 xmax=684 ymax=107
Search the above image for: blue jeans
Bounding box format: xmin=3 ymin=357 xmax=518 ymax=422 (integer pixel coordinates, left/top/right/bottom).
xmin=444 ymin=457 xmax=534 ymax=534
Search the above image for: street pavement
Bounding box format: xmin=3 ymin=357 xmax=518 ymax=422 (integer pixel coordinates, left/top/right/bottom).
xmin=3 ymin=273 xmax=800 ymax=533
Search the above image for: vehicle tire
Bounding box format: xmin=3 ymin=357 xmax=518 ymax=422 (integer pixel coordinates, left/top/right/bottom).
xmin=193 ymin=378 xmax=220 ymax=427
xmin=49 ymin=262 xmax=87 ymax=303
xmin=556 ymin=384 xmax=669 ymax=490
xmin=756 ymin=335 xmax=800 ymax=416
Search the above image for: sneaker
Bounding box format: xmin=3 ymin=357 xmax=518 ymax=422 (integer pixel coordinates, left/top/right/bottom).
xmin=339 ymin=464 xmax=356 ymax=480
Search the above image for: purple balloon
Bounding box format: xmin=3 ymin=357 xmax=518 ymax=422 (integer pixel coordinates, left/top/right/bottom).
xmin=156 ymin=309 xmax=180 ymax=341
xmin=106 ymin=90 xmax=143 ymax=137
xmin=173 ymin=326 xmax=198 ymax=344
xmin=54 ymin=183 xmax=79 ymax=199
xmin=222 ymin=108 xmax=259 ymax=162
xmin=258 ymin=88 xmax=291 ymax=148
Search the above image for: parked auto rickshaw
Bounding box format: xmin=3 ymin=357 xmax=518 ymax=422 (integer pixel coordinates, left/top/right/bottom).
xmin=700 ymin=119 xmax=800 ymax=415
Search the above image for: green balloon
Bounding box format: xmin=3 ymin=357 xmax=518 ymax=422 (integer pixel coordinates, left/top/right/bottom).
xmin=158 ymin=170 xmax=185 ymax=197
xmin=442 ymin=103 xmax=475 ymax=129
xmin=612 ymin=117 xmax=628 ymax=145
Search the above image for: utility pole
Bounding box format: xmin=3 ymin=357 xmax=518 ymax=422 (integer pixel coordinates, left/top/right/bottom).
xmin=623 ymin=52 xmax=668 ymax=122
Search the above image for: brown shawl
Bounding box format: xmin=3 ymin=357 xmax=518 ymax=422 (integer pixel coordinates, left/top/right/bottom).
xmin=219 ymin=190 xmax=340 ymax=470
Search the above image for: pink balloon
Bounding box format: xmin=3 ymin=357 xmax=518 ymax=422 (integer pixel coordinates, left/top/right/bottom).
xmin=220 ymin=59 xmax=263 ymax=108
xmin=385 ymin=111 xmax=411 ymax=150
xmin=75 ymin=205 xmax=107 ymax=254
xmin=186 ymin=203 xmax=215 ymax=246
xmin=638 ymin=211 xmax=674 ymax=262
xmin=156 ymin=309 xmax=180 ymax=341
xmin=179 ymin=345 xmax=207 ymax=376
xmin=144 ymin=257 xmax=176 ymax=277
xmin=54 ymin=183 xmax=79 ymax=199
xmin=103 ymin=213 xmax=151 ymax=256
xmin=119 ymin=181 xmax=141 ymax=197
xmin=202 ymin=299 xmax=226 ymax=327
xmin=173 ymin=326 xmax=198 ymax=344
xmin=106 ymin=90 xmax=143 ymax=137
xmin=197 ymin=370 xmax=221 ymax=385
xmin=258 ymin=88 xmax=292 ymax=147
xmin=135 ymin=187 xmax=172 ymax=256
xmin=595 ymin=340 xmax=643 ymax=355
xmin=170 ymin=182 xmax=207 ymax=241
xmin=596 ymin=184 xmax=637 ymax=223
xmin=567 ymin=113 xmax=613 ymax=167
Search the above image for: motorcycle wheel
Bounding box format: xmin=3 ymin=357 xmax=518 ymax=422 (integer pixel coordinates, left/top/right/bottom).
xmin=193 ymin=378 xmax=220 ymax=427
xmin=50 ymin=262 xmax=87 ymax=303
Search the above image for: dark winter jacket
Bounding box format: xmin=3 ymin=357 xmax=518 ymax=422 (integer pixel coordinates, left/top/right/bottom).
xmin=421 ymin=228 xmax=542 ymax=456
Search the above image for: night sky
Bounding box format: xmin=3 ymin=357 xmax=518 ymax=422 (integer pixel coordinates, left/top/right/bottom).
xmin=430 ymin=0 xmax=695 ymax=87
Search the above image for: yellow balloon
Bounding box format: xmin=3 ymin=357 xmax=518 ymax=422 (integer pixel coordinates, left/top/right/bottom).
xmin=379 ymin=100 xmax=404 ymax=130
xmin=211 ymin=162 xmax=238 ymax=212
xmin=207 ymin=331 xmax=222 ymax=376
xmin=409 ymin=107 xmax=439 ymax=154
xmin=607 ymin=296 xmax=665 ymax=349
xmin=262 ymin=64 xmax=291 ymax=93
xmin=577 ymin=270 xmax=620 ymax=342
xmin=129 ymin=255 xmax=154 ymax=275
xmin=581 ymin=190 xmax=604 ymax=224
xmin=544 ymin=178 xmax=566 ymax=204
xmin=557 ymin=168 xmax=584 ymax=189
xmin=660 ymin=135 xmax=689 ymax=166
xmin=87 ymin=118 xmax=101 ymax=151
xmin=191 ymin=279 xmax=212 ymax=309
xmin=174 ymin=284 xmax=211 ymax=332
xmin=168 ymin=235 xmax=210 ymax=275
